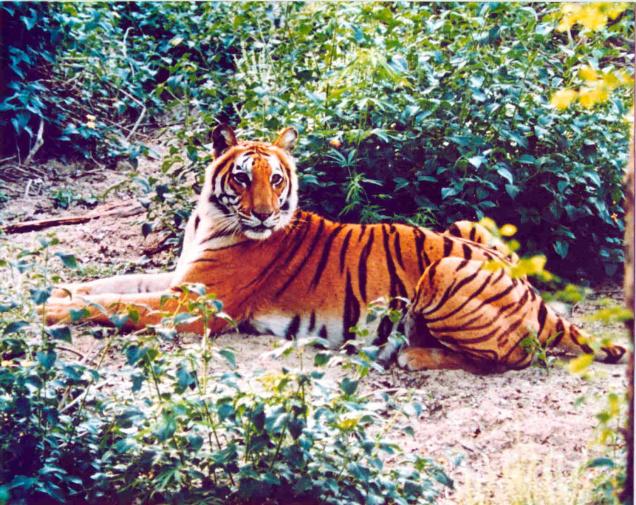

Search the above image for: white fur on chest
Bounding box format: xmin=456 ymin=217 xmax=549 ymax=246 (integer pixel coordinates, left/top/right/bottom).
xmin=249 ymin=312 xmax=344 ymax=348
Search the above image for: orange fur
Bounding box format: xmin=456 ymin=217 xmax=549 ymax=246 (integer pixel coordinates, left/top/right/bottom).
xmin=46 ymin=126 xmax=626 ymax=372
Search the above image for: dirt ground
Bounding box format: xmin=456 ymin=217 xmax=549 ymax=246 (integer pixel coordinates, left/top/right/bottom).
xmin=0 ymin=161 xmax=629 ymax=503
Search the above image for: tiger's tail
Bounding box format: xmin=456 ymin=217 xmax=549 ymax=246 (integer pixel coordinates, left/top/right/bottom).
xmin=537 ymin=302 xmax=626 ymax=363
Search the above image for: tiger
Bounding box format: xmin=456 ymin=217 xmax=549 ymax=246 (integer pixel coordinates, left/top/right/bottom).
xmin=45 ymin=124 xmax=626 ymax=372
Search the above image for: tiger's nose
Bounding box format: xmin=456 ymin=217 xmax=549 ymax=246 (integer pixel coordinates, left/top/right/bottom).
xmin=253 ymin=210 xmax=273 ymax=222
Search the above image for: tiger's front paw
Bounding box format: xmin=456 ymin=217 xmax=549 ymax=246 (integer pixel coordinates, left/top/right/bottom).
xmin=41 ymin=299 xmax=86 ymax=325
xmin=397 ymin=348 xmax=426 ymax=371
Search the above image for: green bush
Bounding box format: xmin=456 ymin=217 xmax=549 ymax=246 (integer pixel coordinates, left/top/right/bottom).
xmin=1 ymin=2 xmax=633 ymax=279
xmin=0 ymin=238 xmax=450 ymax=504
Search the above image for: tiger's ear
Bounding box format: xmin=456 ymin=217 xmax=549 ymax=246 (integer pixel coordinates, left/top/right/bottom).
xmin=273 ymin=127 xmax=298 ymax=152
xmin=211 ymin=124 xmax=238 ymax=158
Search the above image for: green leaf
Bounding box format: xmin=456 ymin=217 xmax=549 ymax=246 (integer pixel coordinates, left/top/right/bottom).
xmin=217 ymin=348 xmax=236 ymax=369
xmin=467 ymin=155 xmax=486 ymax=169
xmin=339 ymin=377 xmax=358 ymax=396
xmin=154 ymin=412 xmax=177 ymax=441
xmin=45 ymin=325 xmax=72 ymax=343
xmin=496 ymin=166 xmax=513 ymax=184
xmin=188 ymin=434 xmax=204 ymax=451
xmin=30 ymin=287 xmax=52 ymax=305
xmin=55 ymin=252 xmax=78 ymax=269
xmin=587 ymin=457 xmax=615 ymax=468
xmin=36 ymin=350 xmax=57 ymax=370
xmin=553 ymin=240 xmax=569 ymax=259
xmin=3 ymin=320 xmax=29 ymax=335
xmin=518 ymin=154 xmax=536 ymax=165
xmin=70 ymin=308 xmax=90 ymax=322
xmin=109 ymin=314 xmax=129 ymax=330
xmin=505 ymin=184 xmax=520 ymax=198
xmin=314 ymin=352 xmax=332 ymax=367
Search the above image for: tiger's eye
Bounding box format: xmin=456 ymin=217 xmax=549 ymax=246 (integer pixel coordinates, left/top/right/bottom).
xmin=271 ymin=174 xmax=283 ymax=185
xmin=233 ymin=172 xmax=250 ymax=186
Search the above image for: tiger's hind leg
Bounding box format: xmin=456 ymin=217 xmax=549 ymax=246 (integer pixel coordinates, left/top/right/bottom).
xmin=404 ymin=257 xmax=626 ymax=373
xmin=52 ymin=272 xmax=174 ymax=298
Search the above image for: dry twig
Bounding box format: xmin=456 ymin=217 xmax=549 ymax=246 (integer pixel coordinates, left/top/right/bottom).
xmin=1 ymin=201 xmax=144 ymax=234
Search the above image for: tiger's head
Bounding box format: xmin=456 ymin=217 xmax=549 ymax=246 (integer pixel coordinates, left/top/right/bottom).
xmin=203 ymin=124 xmax=299 ymax=240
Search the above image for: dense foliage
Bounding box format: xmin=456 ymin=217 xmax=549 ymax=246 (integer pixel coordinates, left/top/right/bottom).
xmin=0 ymin=3 xmax=633 ymax=277
xmin=0 ymin=238 xmax=450 ymax=504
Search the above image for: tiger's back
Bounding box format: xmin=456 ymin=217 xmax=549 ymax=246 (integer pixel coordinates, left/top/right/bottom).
xmin=174 ymin=209 xmax=508 ymax=355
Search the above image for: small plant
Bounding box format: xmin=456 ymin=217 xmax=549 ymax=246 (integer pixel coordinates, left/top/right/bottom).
xmin=520 ymin=332 xmax=557 ymax=371
xmin=50 ymin=188 xmax=77 ymax=209
xmin=0 ymin=236 xmax=452 ymax=504
xmin=50 ymin=187 xmax=99 ymax=210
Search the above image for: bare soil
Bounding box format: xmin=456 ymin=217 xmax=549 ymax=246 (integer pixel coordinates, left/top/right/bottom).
xmin=0 ymin=161 xmax=628 ymax=503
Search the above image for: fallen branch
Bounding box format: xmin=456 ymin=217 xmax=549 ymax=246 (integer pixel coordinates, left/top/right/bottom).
xmin=143 ymin=232 xmax=173 ymax=256
xmin=1 ymin=201 xmax=144 ymax=234
xmin=23 ymin=118 xmax=45 ymax=167
xmin=126 ymin=105 xmax=146 ymax=141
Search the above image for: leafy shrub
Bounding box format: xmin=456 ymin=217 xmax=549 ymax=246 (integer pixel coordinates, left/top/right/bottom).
xmin=0 ymin=237 xmax=451 ymax=504
xmin=1 ymin=3 xmax=632 ymax=279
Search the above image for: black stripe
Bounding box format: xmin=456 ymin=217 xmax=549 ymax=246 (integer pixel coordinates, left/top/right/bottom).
xmin=381 ymin=225 xmax=408 ymax=300
xmin=194 ymin=214 xmax=201 ymax=232
xmin=443 ymin=236 xmax=454 ymax=257
xmin=211 ymin=156 xmax=234 ymax=188
xmin=285 ymin=315 xmax=301 ymax=340
xmin=393 ymin=233 xmax=404 ymax=270
xmin=423 ymin=267 xmax=481 ymax=317
xmin=319 ymin=325 xmax=328 ymax=340
xmin=469 ymin=226 xmax=477 ymax=242
xmin=275 ymin=218 xmax=325 ymax=297
xmin=424 ymin=271 xmax=494 ymax=323
xmin=501 ymin=328 xmax=533 ymax=361
xmin=412 ymin=228 xmax=426 ymax=273
xmin=455 ymin=259 xmax=470 ymax=272
xmin=376 ymin=316 xmax=394 ymax=346
xmin=495 ymin=312 xmax=529 ymax=346
xmin=431 ymin=299 xmax=519 ymax=333
xmin=343 ymin=270 xmax=361 ymax=340
xmin=219 ymin=171 xmax=230 ymax=193
xmin=357 ymin=225 xmax=367 ymax=242
xmin=308 ymin=311 xmax=316 ymax=332
xmin=339 ymin=229 xmax=354 ymax=274
xmin=491 ymin=268 xmax=507 ymax=285
xmin=199 ymin=228 xmax=231 ymax=245
xmin=310 ymin=225 xmax=344 ymax=290
xmin=462 ymin=243 xmax=472 ymax=260
xmin=537 ymin=302 xmax=548 ymax=339
xmin=201 ymin=241 xmax=245 ymax=254
xmin=448 ymin=223 xmax=461 ymax=237
xmin=480 ymin=282 xmax=516 ymax=307
xmin=357 ymin=229 xmax=375 ymax=302
xmin=550 ymin=317 xmax=565 ymax=348
xmin=189 ymin=257 xmax=218 ymax=265
xmin=208 ymin=194 xmax=231 ymax=215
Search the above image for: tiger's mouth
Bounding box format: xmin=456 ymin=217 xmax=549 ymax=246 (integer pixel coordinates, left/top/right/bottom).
xmin=243 ymin=225 xmax=274 ymax=240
